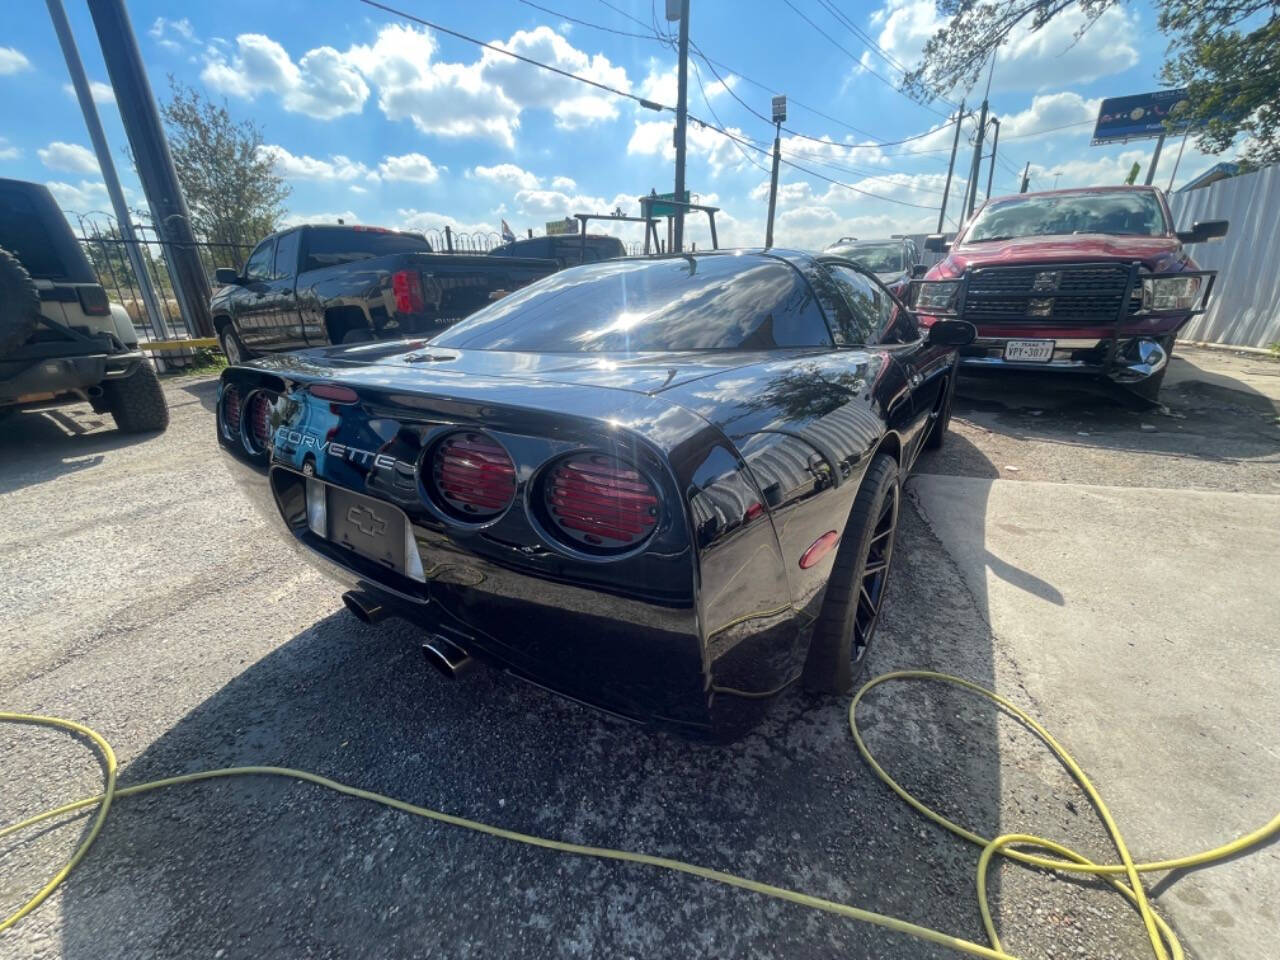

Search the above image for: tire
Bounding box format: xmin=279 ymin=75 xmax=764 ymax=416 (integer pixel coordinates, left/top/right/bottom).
xmin=103 ymin=362 xmax=169 ymax=433
xmin=0 ymin=247 xmax=41 ymax=358
xmin=923 ymin=371 xmax=956 ymax=451
xmin=803 ymin=453 xmax=901 ymax=694
xmin=218 ymin=323 xmax=250 ymax=365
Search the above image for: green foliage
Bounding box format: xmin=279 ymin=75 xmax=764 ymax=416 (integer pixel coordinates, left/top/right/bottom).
xmin=906 ymin=0 xmax=1280 ymax=168
xmin=160 ymin=80 xmax=289 ymax=266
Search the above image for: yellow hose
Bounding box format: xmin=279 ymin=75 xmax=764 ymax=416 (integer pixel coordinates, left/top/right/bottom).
xmin=3 ymin=671 xmax=1277 ymax=958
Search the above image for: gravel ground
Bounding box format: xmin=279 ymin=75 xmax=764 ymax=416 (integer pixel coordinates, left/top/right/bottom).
xmin=1 ymin=345 xmax=1277 ymax=959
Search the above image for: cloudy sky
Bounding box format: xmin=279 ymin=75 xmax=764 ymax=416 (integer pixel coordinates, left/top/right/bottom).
xmin=0 ymin=0 xmax=1240 ymax=251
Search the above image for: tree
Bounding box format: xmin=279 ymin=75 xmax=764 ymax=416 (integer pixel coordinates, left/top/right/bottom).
xmin=159 ymin=80 xmax=289 ymax=266
xmin=904 ymin=0 xmax=1280 ymax=168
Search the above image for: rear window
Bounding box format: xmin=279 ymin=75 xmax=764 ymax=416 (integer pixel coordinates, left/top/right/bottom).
xmin=432 ymin=255 xmax=832 ymax=352
xmin=302 ymin=227 xmax=432 ymax=271
xmin=0 ymin=186 xmax=71 ymax=279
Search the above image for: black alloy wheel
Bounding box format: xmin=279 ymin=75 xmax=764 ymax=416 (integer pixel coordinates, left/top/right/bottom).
xmin=803 ymin=453 xmax=902 ymax=693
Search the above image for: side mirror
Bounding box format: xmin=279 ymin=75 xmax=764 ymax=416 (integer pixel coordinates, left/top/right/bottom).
xmin=215 ymin=267 xmax=241 ymax=285
xmin=910 ymin=263 xmax=929 ymax=279
xmin=923 ymin=234 xmax=950 ymax=253
xmin=1175 ymin=219 xmax=1229 ymax=244
xmin=925 ymin=319 xmax=976 ymax=347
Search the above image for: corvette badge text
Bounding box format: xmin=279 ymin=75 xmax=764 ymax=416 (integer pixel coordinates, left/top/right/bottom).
xmin=275 ymin=428 xmax=410 ymax=471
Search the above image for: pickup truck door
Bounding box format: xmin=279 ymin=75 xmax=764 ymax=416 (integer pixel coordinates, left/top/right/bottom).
xmin=266 ymin=229 xmax=306 ymax=350
xmin=235 ymin=238 xmax=276 ymax=350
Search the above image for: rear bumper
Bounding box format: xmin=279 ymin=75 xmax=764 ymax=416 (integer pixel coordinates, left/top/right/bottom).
xmin=0 ymin=348 xmax=144 ymax=403
xmin=219 ymin=449 xmax=755 ymax=737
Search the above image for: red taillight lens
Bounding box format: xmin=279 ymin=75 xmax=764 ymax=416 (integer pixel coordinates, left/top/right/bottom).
xmin=245 ymin=391 xmax=276 ymax=453
xmin=391 ymin=269 xmax=425 ymax=314
xmin=432 ymin=432 xmax=517 ymax=520
xmin=220 ymin=383 xmax=242 ymax=436
xmin=544 ymin=454 xmax=659 ymax=551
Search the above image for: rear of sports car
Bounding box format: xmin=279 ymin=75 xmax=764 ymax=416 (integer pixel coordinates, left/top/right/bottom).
xmin=215 ymin=346 xmax=787 ymax=736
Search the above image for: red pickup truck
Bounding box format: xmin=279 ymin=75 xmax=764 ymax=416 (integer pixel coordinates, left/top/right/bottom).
xmin=913 ymin=185 xmax=1228 ymax=400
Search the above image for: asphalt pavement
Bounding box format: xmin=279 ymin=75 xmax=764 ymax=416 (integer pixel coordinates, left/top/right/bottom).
xmin=1 ymin=344 xmax=1277 ymax=959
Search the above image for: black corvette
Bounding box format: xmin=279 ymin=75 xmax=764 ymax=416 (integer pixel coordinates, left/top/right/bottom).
xmin=217 ymin=250 xmax=974 ymax=737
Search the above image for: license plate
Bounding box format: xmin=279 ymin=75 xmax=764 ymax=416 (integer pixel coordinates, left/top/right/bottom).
xmin=326 ymin=486 xmax=408 ymax=575
xmin=1003 ymin=339 xmax=1055 ymax=363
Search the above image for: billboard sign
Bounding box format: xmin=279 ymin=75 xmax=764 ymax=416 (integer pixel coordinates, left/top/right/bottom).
xmin=1092 ymin=89 xmax=1189 ymax=144
xmin=545 ymin=217 xmax=579 ymax=236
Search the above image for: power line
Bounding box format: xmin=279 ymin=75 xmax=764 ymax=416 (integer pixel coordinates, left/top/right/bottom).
xmin=517 ymin=0 xmax=659 ymax=40
xmin=359 ymin=0 xmax=672 ymax=111
xmin=689 ymin=57 xmax=771 ymax=176
xmin=778 ymin=0 xmax=951 ymax=119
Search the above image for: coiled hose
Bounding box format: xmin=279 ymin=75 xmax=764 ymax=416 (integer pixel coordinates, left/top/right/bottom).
xmin=3 ymin=670 xmax=1276 ymax=959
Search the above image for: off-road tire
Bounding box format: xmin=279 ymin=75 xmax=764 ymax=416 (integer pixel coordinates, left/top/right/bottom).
xmin=103 ymin=362 xmax=169 ymax=433
xmin=0 ymin=247 xmax=41 ymax=358
xmin=803 ymin=453 xmax=901 ymax=694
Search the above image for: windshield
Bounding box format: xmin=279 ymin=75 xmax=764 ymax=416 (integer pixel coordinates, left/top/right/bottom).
xmin=431 ymin=255 xmax=832 ymax=352
xmin=964 ymin=191 xmax=1169 ymax=242
xmin=826 ymin=243 xmax=904 ymax=274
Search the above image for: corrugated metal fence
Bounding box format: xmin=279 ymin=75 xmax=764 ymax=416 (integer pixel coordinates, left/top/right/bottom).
xmin=1167 ymin=164 xmax=1280 ymax=349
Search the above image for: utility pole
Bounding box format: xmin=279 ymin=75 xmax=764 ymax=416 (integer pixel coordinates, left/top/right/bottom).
xmin=984 ymin=117 xmax=1000 ymax=200
xmin=86 ymin=0 xmax=213 ymax=338
xmin=966 ymin=100 xmax=989 ymax=218
xmin=1144 ymin=132 xmax=1166 ymax=186
xmin=46 ymin=0 xmax=169 ymax=346
xmin=1019 ymin=161 xmax=1030 ymax=193
xmin=937 ymin=100 xmax=965 ymax=234
xmin=670 ymin=0 xmax=691 ymax=253
xmin=765 ymin=95 xmax=786 ymax=248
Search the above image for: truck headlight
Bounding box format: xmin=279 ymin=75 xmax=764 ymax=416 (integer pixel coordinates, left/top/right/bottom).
xmin=915 ymin=281 xmax=960 ymax=311
xmin=1141 ymin=276 xmax=1202 ymax=311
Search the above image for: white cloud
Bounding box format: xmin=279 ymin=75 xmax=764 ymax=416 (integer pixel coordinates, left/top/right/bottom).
xmin=998 ymin=91 xmax=1101 ymax=139
xmin=0 ymin=138 xmax=19 ymax=161
xmin=469 ymin=163 xmax=540 ymax=190
xmin=628 ymin=118 xmax=752 ymax=176
xmin=1025 ymin=148 xmax=1152 ymax=191
xmin=551 ymin=175 xmax=577 ymax=191
xmin=397 ymin=208 xmax=496 ymax=238
xmin=480 ymin=26 xmax=630 ymax=129
xmin=259 ymin=144 xmax=373 ymax=181
xmin=864 ymin=0 xmax=1138 ymax=95
xmin=0 ymin=47 xmax=33 ymax=75
xmin=62 ymin=81 xmax=116 ymax=105
xmin=280 ymin=210 xmax=361 ymax=228
xmin=349 ymin=185 xmax=368 ymax=195
xmin=640 ymin=62 xmax=736 ymax=107
xmin=149 ymin=17 xmax=196 ymax=53
xmin=38 ymin=142 xmax=100 ymax=175
xmin=378 ymin=152 xmax=443 ymax=184
xmin=202 ymin=34 xmax=368 ymax=119
xmin=45 ymin=180 xmax=109 ymax=210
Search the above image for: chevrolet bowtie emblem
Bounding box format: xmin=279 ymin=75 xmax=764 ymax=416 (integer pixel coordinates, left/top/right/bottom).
xmin=1032 ymin=270 xmax=1061 ymax=292
xmin=347 ymin=504 xmax=387 ymax=537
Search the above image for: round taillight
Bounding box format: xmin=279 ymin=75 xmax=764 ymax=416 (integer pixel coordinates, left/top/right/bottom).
xmin=543 ymin=454 xmax=659 ymax=552
xmin=244 ymin=390 xmax=276 ymax=454
xmin=220 ymin=383 xmax=242 ymax=438
xmin=431 ymin=432 xmax=517 ymax=521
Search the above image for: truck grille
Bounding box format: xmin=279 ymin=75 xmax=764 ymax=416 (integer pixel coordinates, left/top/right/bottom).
xmin=965 ymin=264 xmax=1139 ymax=323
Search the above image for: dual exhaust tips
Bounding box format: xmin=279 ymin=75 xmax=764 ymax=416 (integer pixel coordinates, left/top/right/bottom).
xmin=342 ymin=590 xmax=473 ymax=679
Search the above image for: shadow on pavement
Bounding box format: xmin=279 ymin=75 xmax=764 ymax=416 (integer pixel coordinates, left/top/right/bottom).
xmin=0 ymin=407 xmax=157 ymax=496
xmin=174 ymin=376 xmax=219 ymax=414
xmin=55 ymin=460 xmax=1012 ymax=959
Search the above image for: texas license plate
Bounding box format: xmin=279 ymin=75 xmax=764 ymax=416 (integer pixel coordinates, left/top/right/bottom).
xmin=1003 ymin=339 xmax=1055 ymax=362
xmin=326 ymin=486 xmax=408 ymax=575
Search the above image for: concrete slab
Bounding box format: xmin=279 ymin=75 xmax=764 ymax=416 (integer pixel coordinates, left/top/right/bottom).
xmin=909 ymin=473 xmax=1280 ymax=960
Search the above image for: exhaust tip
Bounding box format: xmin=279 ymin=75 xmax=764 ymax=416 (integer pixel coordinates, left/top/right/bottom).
xmin=342 ymin=590 xmax=386 ymax=625
xmin=422 ymin=636 xmax=473 ymax=679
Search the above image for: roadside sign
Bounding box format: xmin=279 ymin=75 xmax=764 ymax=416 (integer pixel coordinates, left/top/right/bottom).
xmin=647 ymin=190 xmax=691 ymax=217
xmin=772 ymin=95 xmax=787 ymax=123
xmin=545 ymin=217 xmax=579 ymax=236
xmin=1092 ymin=89 xmax=1189 ymax=145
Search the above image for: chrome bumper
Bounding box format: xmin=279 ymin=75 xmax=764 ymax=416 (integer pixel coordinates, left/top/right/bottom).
xmin=959 ymin=336 xmax=1168 ymax=382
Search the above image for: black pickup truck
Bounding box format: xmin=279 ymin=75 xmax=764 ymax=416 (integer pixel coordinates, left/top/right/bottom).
xmin=210 ymin=224 xmax=557 ymax=361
